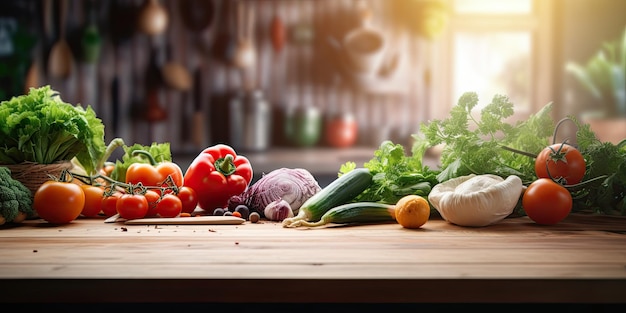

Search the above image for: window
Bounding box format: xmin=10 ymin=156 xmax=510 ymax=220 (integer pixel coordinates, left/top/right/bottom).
xmin=430 ymin=0 xmax=554 ymax=121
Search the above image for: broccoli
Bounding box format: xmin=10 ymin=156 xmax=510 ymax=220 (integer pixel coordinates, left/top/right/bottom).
xmin=0 ymin=167 xmax=34 ymax=225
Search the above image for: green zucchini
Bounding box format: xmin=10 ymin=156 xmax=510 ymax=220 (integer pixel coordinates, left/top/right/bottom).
xmin=282 ymin=168 xmax=373 ymax=227
xmin=286 ymin=202 xmax=396 ymax=228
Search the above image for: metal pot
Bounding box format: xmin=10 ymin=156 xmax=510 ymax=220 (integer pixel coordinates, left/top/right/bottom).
xmin=228 ymin=89 xmax=271 ymax=151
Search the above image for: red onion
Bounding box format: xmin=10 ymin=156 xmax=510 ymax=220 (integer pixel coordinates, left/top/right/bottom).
xmin=228 ymin=168 xmax=321 ymax=218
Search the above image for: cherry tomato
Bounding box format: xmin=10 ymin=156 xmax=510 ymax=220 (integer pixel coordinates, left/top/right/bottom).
xmin=522 ymin=178 xmax=572 ymax=225
xmin=116 ymin=194 xmax=149 ymax=220
xmin=144 ymin=189 xmax=161 ymax=217
xmin=156 ymin=194 xmax=183 ymax=218
xmin=535 ymin=143 xmax=585 ymax=185
xmin=81 ymin=185 xmax=105 ymax=217
xmin=33 ymin=181 xmax=85 ymax=224
xmin=100 ymin=163 xmax=115 ymax=177
xmin=177 ymin=186 xmax=198 ymax=214
xmin=101 ymin=192 xmax=122 ymax=217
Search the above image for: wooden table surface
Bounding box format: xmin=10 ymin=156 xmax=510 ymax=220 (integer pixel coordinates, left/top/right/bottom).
xmin=1 ymin=213 xmax=625 ymax=305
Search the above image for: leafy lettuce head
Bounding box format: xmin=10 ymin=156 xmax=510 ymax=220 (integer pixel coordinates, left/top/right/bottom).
xmin=0 ymin=85 xmax=106 ymax=175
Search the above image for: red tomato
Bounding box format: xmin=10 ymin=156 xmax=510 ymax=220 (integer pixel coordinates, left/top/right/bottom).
xmin=177 ymin=186 xmax=198 ymax=214
xmin=33 ymin=181 xmax=85 ymax=224
xmin=116 ymin=194 xmax=149 ymax=220
xmin=101 ymin=192 xmax=121 ymax=217
xmin=522 ymin=178 xmax=572 ymax=225
xmin=535 ymin=143 xmax=585 ymax=185
xmin=81 ymin=185 xmax=105 ymax=217
xmin=144 ymin=189 xmax=161 ymax=217
xmin=156 ymin=194 xmax=183 ymax=218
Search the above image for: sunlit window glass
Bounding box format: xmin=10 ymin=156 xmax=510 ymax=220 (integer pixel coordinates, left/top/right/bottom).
xmin=453 ymin=31 xmax=531 ymax=111
xmin=453 ymin=0 xmax=532 ymax=14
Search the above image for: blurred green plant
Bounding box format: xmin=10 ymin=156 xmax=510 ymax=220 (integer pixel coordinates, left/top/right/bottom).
xmin=566 ymin=26 xmax=626 ymax=117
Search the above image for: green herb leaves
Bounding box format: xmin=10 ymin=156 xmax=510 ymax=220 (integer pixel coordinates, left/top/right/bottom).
xmin=342 ymin=141 xmax=439 ymax=204
xmin=417 ymin=92 xmax=554 ymax=183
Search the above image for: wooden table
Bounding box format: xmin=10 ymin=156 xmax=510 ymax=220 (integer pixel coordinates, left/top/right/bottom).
xmin=1 ymin=214 xmax=625 ymax=307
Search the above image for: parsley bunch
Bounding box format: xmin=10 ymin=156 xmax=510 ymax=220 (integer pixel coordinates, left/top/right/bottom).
xmin=340 ymin=141 xmax=439 ymax=205
xmin=415 ymin=92 xmax=554 ymax=184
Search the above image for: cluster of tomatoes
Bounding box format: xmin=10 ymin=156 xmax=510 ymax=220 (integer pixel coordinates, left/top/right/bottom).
xmin=522 ymin=142 xmax=586 ymax=225
xmin=32 ymin=172 xmax=198 ymax=224
xmin=31 ymin=143 xmax=257 ymax=224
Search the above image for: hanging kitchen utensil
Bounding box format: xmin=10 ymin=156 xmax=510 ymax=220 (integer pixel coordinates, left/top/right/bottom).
xmin=137 ymin=0 xmax=168 ymax=36
xmin=161 ymin=44 xmax=192 ymax=91
xmin=269 ymin=2 xmax=285 ymax=54
xmin=190 ymin=68 xmax=204 ymax=148
xmin=179 ymin=0 xmax=217 ymax=148
xmin=81 ymin=0 xmax=101 ymax=64
xmin=233 ymin=0 xmax=256 ymax=71
xmin=144 ymin=47 xmax=168 ymax=123
xmin=254 ymin=0 xmax=264 ymax=90
xmin=47 ymin=0 xmax=73 ymax=79
xmin=211 ymin=0 xmax=236 ymax=64
xmin=23 ymin=61 xmax=39 ymax=93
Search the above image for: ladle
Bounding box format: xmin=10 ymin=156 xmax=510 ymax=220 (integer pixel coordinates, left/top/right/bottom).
xmin=161 ymin=44 xmax=192 ymax=91
xmin=233 ymin=0 xmax=256 ymax=70
xmin=47 ymin=0 xmax=73 ymax=79
xmin=138 ymin=0 xmax=168 ymax=36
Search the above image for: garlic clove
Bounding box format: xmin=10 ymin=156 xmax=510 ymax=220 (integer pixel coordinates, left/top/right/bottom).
xmin=264 ymin=199 xmax=294 ymax=221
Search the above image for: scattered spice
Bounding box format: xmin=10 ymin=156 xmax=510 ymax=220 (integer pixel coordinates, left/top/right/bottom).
xmin=249 ymin=212 xmax=260 ymax=223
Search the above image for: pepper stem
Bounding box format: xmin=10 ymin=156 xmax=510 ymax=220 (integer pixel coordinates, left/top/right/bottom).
xmin=215 ymin=154 xmax=237 ymax=176
xmin=95 ymin=137 xmax=125 ymax=173
xmin=131 ymin=150 xmax=158 ymax=166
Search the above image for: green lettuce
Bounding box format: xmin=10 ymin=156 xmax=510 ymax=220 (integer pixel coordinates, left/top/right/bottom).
xmin=0 ymin=86 xmax=106 ymax=175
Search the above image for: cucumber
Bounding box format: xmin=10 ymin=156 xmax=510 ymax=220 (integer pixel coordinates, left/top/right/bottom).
xmin=282 ymin=168 xmax=373 ymax=227
xmin=288 ymin=202 xmax=396 ymax=228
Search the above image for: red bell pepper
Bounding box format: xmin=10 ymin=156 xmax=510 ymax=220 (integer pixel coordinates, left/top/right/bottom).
xmin=183 ymin=144 xmax=253 ymax=214
xmin=125 ymin=150 xmax=184 ymax=193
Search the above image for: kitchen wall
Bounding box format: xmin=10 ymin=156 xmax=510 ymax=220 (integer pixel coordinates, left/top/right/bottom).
xmin=1 ymin=0 xmax=437 ymax=156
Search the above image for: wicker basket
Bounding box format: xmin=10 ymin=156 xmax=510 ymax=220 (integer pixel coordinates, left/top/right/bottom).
xmin=3 ymin=161 xmax=74 ymax=195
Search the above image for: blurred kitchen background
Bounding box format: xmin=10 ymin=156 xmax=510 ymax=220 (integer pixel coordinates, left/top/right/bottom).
xmin=1 ymin=0 xmax=625 ymax=182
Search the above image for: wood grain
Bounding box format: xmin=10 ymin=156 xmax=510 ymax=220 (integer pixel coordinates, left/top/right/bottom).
xmin=1 ymin=214 xmax=625 ymax=303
